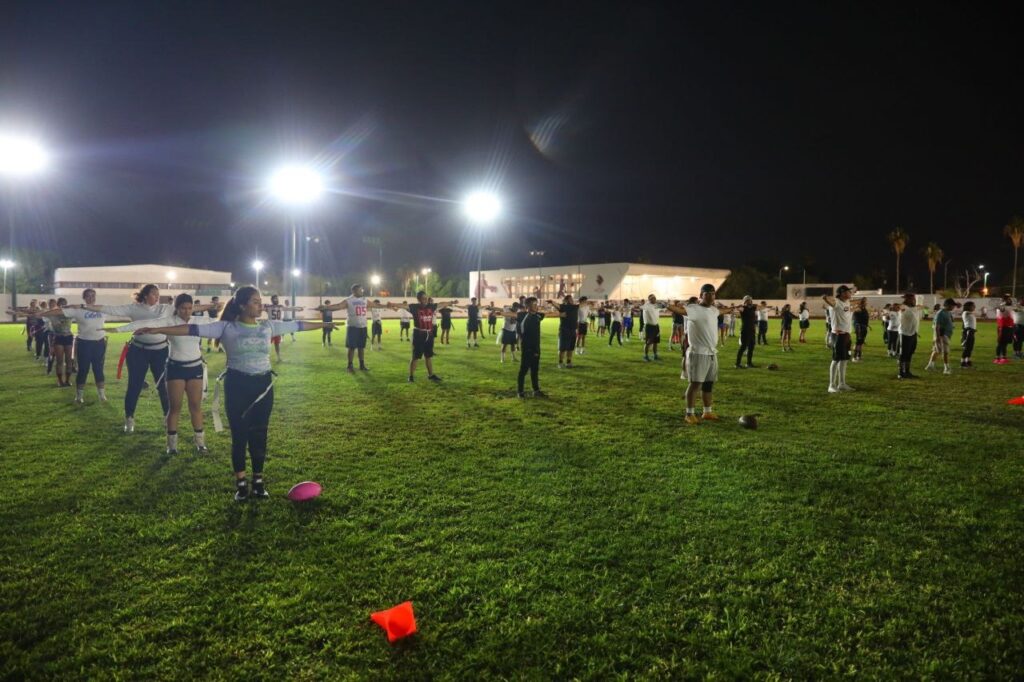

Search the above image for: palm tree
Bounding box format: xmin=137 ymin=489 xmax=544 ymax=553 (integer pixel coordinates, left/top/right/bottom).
xmin=923 ymin=242 xmax=944 ymax=295
xmin=1004 ymin=216 xmax=1024 ymax=297
xmin=887 ymin=228 xmax=910 ymax=294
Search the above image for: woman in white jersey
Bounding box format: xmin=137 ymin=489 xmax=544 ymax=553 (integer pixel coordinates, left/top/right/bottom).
xmin=83 ymin=284 xmax=216 ymax=433
xmin=118 ymin=294 xmax=213 ymax=455
xmin=797 ymin=302 xmax=810 ymax=344
xmin=48 ymin=289 xmax=109 ymax=403
xmin=133 ymin=286 xmax=335 ymax=501
xmin=960 ymin=300 xmax=977 ymax=367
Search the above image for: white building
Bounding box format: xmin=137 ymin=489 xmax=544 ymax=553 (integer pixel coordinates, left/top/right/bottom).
xmin=469 ymin=262 xmax=730 ymax=302
xmin=54 ymin=264 xmax=233 ymax=303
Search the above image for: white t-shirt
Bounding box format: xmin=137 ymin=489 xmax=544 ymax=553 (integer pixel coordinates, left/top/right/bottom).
xmin=641 ymin=303 xmax=660 ymax=326
xmin=1012 ymin=308 xmax=1024 ymax=325
xmin=370 ymin=308 xmax=382 ymax=323
xmin=99 ymin=302 xmax=176 ymax=346
xmin=756 ymin=308 xmax=768 ymax=322
xmin=962 ymin=311 xmax=977 ymax=330
xmin=799 ymin=309 xmax=810 ymax=322
xmin=887 ymin=311 xmax=901 ymax=331
xmin=118 ymin=314 xmax=212 ymax=362
xmin=399 ymin=309 xmax=413 ymax=322
xmin=265 ymin=304 xmax=284 ymax=321
xmin=684 ymin=304 xmax=719 ymax=355
xmin=577 ymin=305 xmax=590 ymax=323
xmin=828 ymin=299 xmax=853 ymax=334
xmin=611 ymin=309 xmax=623 ymax=323
xmin=346 ymin=297 xmax=368 ymax=328
xmin=62 ymin=307 xmax=107 ymax=341
xmin=900 ymin=306 xmax=923 ymax=336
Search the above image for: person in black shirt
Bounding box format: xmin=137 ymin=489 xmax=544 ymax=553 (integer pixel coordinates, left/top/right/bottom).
xmin=487 ymin=301 xmax=498 ymax=336
xmin=517 ymin=297 xmax=547 ymax=397
xmin=670 ymin=303 xmax=685 ymax=351
xmin=736 ymin=296 xmax=758 ymax=368
xmin=390 ymin=292 xmax=458 ymax=383
xmin=780 ymin=303 xmax=797 ymax=352
xmin=438 ymin=302 xmax=454 ymax=345
xmin=852 ymin=297 xmax=870 ymax=362
xmin=465 ymin=297 xmax=482 ymax=348
xmin=546 ymin=295 xmax=580 ymax=368
xmin=319 ymin=300 xmax=335 ymax=347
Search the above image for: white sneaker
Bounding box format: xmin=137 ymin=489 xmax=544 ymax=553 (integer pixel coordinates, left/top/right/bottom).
xmin=925 ymin=363 xmax=935 ymax=371
xmin=838 ymin=384 xmax=855 ymax=391
xmin=124 ymin=417 xmax=135 ymax=434
xmin=943 ymin=367 xmax=952 ymax=375
xmin=828 ymin=386 xmax=840 ymax=394
xmin=680 ymin=372 xmax=687 ymax=380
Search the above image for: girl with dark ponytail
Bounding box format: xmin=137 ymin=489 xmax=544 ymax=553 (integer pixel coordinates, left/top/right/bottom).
xmin=133 ymin=286 xmax=336 ymax=501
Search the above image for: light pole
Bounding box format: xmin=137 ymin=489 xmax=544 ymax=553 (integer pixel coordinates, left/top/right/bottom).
xmin=0 ymin=258 xmax=13 ymax=295
xmin=166 ymin=270 xmax=177 ymax=291
xmin=268 ymin=164 xmax=324 ymax=312
xmin=1 ymin=133 xmax=50 ymax=319
xmin=983 ymin=270 xmax=991 ymax=297
xmin=464 ymin=190 xmax=502 ymax=299
xmin=370 ymin=274 xmax=381 ymax=296
xmin=252 ymin=259 xmax=264 ymax=288
xmin=421 ymin=267 xmax=432 ymax=296
xmin=778 ymin=265 xmax=790 ymax=283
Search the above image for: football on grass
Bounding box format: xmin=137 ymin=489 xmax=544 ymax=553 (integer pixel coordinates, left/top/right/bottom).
xmin=738 ymin=414 xmax=759 ymax=430
xmin=287 ymin=481 xmax=323 ymax=501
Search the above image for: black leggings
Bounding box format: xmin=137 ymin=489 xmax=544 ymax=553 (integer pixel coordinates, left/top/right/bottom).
xmin=737 ymin=329 xmax=755 ymax=366
xmin=757 ymin=321 xmax=768 ymax=345
xmin=322 ymin=327 xmax=333 ymax=344
xmin=1015 ymin=325 xmax=1024 ymax=354
xmin=887 ymin=330 xmax=900 ymax=355
xmin=224 ymin=370 xmax=274 ymax=473
xmin=75 ymin=338 xmax=107 ymax=386
xmin=25 ymin=323 xmax=34 ymax=350
xmin=125 ymin=344 xmax=169 ymax=417
xmin=962 ymin=328 xmax=975 ymax=360
xmin=34 ymin=330 xmax=49 ymax=359
xmin=608 ymin=321 xmax=622 ymax=345
xmin=899 ymin=333 xmax=918 ymax=375
xmin=518 ymin=349 xmax=540 ymax=393
xmin=997 ymin=327 xmax=1014 ymax=358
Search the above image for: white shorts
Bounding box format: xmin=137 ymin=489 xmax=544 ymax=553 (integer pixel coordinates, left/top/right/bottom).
xmin=933 ymin=335 xmax=950 ymax=354
xmin=685 ymin=351 xmax=718 ymax=383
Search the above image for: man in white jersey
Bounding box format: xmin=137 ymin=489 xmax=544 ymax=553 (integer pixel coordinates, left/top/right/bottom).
xmin=575 ymin=297 xmax=591 ymax=355
xmin=822 ymin=285 xmax=854 ymax=393
xmin=284 ymin=299 xmax=298 ymax=342
xmin=665 ymin=284 xmax=723 ymax=425
xmin=263 ymin=295 xmax=303 ymax=362
xmin=319 ymin=284 xmax=388 ymax=372
xmin=641 ymin=294 xmax=663 ymax=362
xmin=370 ymin=300 xmax=384 ymax=351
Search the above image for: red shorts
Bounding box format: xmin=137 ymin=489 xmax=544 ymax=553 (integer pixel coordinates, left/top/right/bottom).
xmin=272 ymin=335 xmax=282 ymax=344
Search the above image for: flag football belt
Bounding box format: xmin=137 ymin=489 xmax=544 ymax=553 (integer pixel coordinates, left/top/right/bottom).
xmin=210 ymin=369 xmax=276 ymax=433
xmin=165 ymin=357 xmax=208 ymax=397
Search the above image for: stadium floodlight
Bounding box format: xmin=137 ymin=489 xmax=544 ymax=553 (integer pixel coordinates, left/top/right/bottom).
xmin=291 ymin=267 xmax=301 ymax=277
xmin=166 ymin=271 xmax=177 ymax=287
xmin=0 ymin=258 xmax=13 ymax=295
xmin=463 ymin=191 xmax=501 ymax=225
xmin=0 ymin=134 xmax=50 ymax=178
xmin=370 ymin=273 xmax=381 ymax=295
xmin=268 ymin=165 xmax=324 ymax=206
xmin=252 ymin=259 xmax=264 ymax=286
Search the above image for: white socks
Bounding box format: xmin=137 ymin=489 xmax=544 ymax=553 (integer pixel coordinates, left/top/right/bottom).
xmin=167 ymin=432 xmax=178 ymax=451
xmin=838 ymin=360 xmax=848 ymax=387
xmin=194 ymin=430 xmax=206 ymax=447
xmin=76 ymin=388 xmax=84 ymax=401
xmin=829 ymin=360 xmax=840 ymax=389
xmin=97 ymin=387 xmax=106 ymax=400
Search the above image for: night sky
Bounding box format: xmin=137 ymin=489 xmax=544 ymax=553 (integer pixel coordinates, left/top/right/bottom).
xmin=2 ymin=2 xmax=1022 ymax=290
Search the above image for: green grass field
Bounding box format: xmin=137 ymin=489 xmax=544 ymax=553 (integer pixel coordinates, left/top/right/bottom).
xmin=1 ymin=320 xmax=1022 ymax=679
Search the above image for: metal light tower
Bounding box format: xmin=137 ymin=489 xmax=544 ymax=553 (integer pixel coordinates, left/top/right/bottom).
xmin=268 ymin=164 xmax=324 ymax=308
xmin=1 ymin=133 xmax=50 ymax=319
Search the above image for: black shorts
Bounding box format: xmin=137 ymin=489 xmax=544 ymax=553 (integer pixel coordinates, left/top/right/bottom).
xmin=832 ymin=333 xmax=852 ymax=361
xmin=501 ymin=329 xmax=518 ymax=345
xmin=400 ymin=321 xmax=410 ymax=329
xmin=467 ymin=320 xmax=479 ymax=333
xmin=645 ymin=324 xmax=661 ymax=343
xmin=346 ymin=326 xmax=368 ymax=349
xmin=577 ymin=323 xmax=588 ymax=337
xmin=854 ymin=323 xmax=868 ymax=345
xmin=54 ymin=334 xmax=74 ymax=347
xmin=166 ymin=359 xmax=204 ymax=382
xmin=412 ymin=330 xmax=435 ymax=359
xmin=371 ymin=320 xmax=382 ymax=336
xmin=558 ymin=328 xmax=576 ymax=352
xmin=799 ymin=320 xmax=810 ymax=329
xmin=441 ymin=320 xmax=452 ymax=331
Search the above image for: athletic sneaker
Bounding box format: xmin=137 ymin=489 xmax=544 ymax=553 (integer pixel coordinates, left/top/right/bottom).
xmin=234 ymin=479 xmax=249 ymax=502
xmin=942 ymin=367 xmax=952 ymax=375
xmin=251 ymin=478 xmax=269 ymax=499
xmin=517 ymin=391 xmax=527 ymax=398
xmin=428 ymin=375 xmax=442 ymax=382
xmin=532 ymin=390 xmax=548 ymax=398
xmin=124 ymin=416 xmax=135 ymax=434
xmin=827 ymin=386 xmax=840 ymax=393
xmin=360 ymin=365 xmax=369 ymax=372
xmin=195 ymin=445 xmax=210 ymax=455
xmin=701 ymin=413 xmax=720 ymax=421
xmin=684 ymin=414 xmax=702 ymax=425
xmin=838 ymin=384 xmax=855 ymax=391
xmin=408 ymin=376 xmax=415 ymax=383
xmin=746 ymin=363 xmax=757 ymax=368
xmin=347 ymin=366 xmax=355 ymax=373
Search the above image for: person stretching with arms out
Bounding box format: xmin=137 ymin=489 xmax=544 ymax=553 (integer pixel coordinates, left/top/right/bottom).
xmin=822 ymin=285 xmax=855 ymax=393
xmin=665 ymin=284 xmax=723 ymax=424
xmin=133 ymin=286 xmax=335 ymax=501
xmin=318 ymin=284 xmax=387 ymax=372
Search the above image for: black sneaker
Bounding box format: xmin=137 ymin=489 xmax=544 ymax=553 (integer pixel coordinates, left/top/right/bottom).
xmin=360 ymin=365 xmax=369 ymax=371
xmin=408 ymin=376 xmax=415 ymax=383
xmin=532 ymin=390 xmax=548 ymax=398
xmin=735 ymin=364 xmax=745 ymax=369
xmin=346 ymin=366 xmax=355 ymax=374
xmin=234 ymin=479 xmax=249 ymax=502
xmin=746 ymin=363 xmax=758 ymax=368
xmin=428 ymin=374 xmax=442 ymax=382
xmin=517 ymin=391 xmax=527 ymax=398
xmin=251 ymin=478 xmax=269 ymax=499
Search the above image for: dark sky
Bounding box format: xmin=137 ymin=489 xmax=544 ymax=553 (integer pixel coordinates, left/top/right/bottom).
xmin=2 ymin=1 xmax=1022 ymax=289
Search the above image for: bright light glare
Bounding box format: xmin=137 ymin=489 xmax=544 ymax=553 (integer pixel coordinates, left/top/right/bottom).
xmin=463 ymin=191 xmax=502 ymax=224
xmin=291 ymin=268 xmax=301 ymax=277
xmin=421 ymin=267 xmax=431 ymax=276
xmin=268 ymin=165 xmax=324 ymax=205
xmin=166 ymin=271 xmax=177 ymax=281
xmin=0 ymin=135 xmax=50 ymax=177
xmin=0 ymin=259 xmax=14 ymax=268
xmin=370 ymin=274 xmax=381 ymax=285
xmin=252 ymin=260 xmax=264 ymax=271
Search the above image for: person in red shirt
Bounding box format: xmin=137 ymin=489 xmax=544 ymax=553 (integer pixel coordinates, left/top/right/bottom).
xmin=391 ymin=292 xmax=458 ymax=383
xmin=995 ymin=295 xmax=1017 ymax=364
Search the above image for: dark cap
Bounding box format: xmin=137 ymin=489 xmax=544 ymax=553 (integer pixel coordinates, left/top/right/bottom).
xmin=944 ymin=298 xmax=956 ymax=307
xmin=836 ymin=285 xmax=851 ymax=294
xmin=700 ymin=283 xmax=716 ymax=294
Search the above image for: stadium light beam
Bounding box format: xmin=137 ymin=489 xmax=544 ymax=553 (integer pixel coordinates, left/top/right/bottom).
xmin=0 ymin=134 xmax=50 ymax=178
xmin=267 ymin=165 xmax=324 ymax=206
xmin=0 ymin=258 xmax=13 ymax=295
xmin=463 ymin=191 xmax=502 ymax=299
xmin=252 ymin=259 xmax=264 ymax=287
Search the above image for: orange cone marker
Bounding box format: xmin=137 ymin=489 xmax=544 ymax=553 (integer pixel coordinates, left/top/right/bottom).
xmin=371 ymin=601 xmax=417 ymax=642
xmin=1008 ymin=396 xmax=1024 ymax=405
